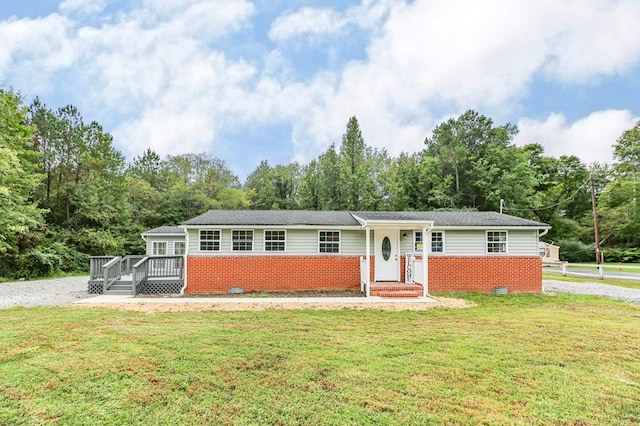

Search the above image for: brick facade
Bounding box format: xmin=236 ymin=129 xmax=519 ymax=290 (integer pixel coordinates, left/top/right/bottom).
xmin=186 ymin=255 xmax=361 ymax=294
xmin=186 ymin=254 xmax=542 ymax=294
xmin=427 ymin=256 xmax=542 ymax=293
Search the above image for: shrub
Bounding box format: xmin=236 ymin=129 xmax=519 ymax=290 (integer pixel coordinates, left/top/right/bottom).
xmin=556 ymin=239 xmax=595 ymax=263
xmin=42 ymin=242 xmax=90 ymax=272
xmin=602 ymin=247 xmax=640 ymax=263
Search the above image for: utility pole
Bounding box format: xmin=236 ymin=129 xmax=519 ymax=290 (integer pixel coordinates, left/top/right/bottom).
xmin=590 ymin=173 xmax=602 ymax=264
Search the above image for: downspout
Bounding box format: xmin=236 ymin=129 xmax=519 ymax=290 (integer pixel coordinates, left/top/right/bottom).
xmin=365 ymin=226 xmax=371 ymax=297
xmin=423 ymin=223 xmax=434 ymax=298
xmin=181 ymin=230 xmax=189 ymax=295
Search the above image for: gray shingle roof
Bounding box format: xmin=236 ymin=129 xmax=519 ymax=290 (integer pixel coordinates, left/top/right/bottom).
xmin=181 ymin=210 xmax=548 ymax=228
xmin=181 ymin=210 xmax=361 ymax=226
xmin=142 ymin=226 xmax=185 ymax=235
xmin=353 ymin=211 xmax=548 ymax=227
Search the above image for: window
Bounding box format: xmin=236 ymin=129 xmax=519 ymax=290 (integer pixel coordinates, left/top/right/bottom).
xmin=431 ymin=231 xmax=444 ymax=253
xmin=414 ymin=231 xmax=444 ymax=253
xmin=200 ymin=230 xmax=220 ymax=251
xmin=174 ymin=241 xmax=186 ymax=255
xmin=487 ymin=231 xmax=507 ymax=253
xmin=152 ymin=241 xmax=167 ymax=255
xmin=319 ymin=231 xmax=340 ymax=253
xmin=232 ymin=230 xmax=254 ymax=251
xmin=264 ymin=230 xmax=286 ymax=252
xmin=414 ymin=231 xmax=423 ymax=253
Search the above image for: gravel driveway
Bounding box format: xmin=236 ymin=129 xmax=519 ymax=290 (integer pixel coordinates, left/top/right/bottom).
xmin=2 ymin=277 xmax=640 ymax=309
xmin=0 ymin=276 xmax=92 ymax=309
xmin=544 ymin=279 xmax=640 ymax=304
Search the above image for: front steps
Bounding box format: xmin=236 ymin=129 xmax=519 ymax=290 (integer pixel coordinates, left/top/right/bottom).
xmin=370 ymin=283 xmax=423 ymax=298
xmin=105 ymin=279 xmax=133 ymax=295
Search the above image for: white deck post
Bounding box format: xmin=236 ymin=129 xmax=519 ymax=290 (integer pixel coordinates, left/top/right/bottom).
xmin=422 ymin=226 xmax=428 ymax=298
xmin=365 ymin=227 xmax=371 ymax=297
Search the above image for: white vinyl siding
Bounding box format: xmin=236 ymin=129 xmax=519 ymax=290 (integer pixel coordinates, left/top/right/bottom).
xmin=443 ymin=231 xmax=488 ymax=255
xmin=506 ymin=230 xmax=539 ymax=255
xmin=185 ymin=227 xmax=539 ymax=256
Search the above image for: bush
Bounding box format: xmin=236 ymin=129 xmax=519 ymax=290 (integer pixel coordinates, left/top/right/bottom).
xmin=0 ymin=243 xmax=89 ymax=280
xmin=42 ymin=242 xmax=90 ymax=272
xmin=556 ymin=239 xmax=595 ymax=263
xmin=601 ymin=247 xmax=640 ymax=263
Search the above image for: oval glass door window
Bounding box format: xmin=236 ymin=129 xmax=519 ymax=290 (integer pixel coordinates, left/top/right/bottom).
xmin=382 ymin=236 xmax=391 ymax=261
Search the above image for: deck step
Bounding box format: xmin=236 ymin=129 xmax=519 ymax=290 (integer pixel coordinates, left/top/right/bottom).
xmin=104 ymin=289 xmax=132 ymax=295
xmin=370 ymin=283 xmax=423 ymax=298
xmin=373 ymin=290 xmax=422 ymax=298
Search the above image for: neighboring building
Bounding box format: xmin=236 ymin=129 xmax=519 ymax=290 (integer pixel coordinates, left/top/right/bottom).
xmin=539 ymin=241 xmax=560 ymax=265
xmin=142 ymin=210 xmax=549 ymax=296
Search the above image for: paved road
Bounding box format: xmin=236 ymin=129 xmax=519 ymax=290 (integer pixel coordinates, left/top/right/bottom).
xmin=546 ymin=268 xmax=640 ymax=280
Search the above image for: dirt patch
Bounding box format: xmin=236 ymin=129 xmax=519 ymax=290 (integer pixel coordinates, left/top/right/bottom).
xmin=76 ymin=297 xmax=473 ymax=313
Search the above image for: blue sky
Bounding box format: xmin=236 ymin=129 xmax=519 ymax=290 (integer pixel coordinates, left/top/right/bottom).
xmin=1 ymin=0 xmax=639 ymax=180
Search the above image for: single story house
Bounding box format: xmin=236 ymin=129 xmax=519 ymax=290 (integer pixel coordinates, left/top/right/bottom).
xmin=142 ymin=210 xmax=550 ymax=296
xmin=539 ymin=241 xmax=561 ymax=265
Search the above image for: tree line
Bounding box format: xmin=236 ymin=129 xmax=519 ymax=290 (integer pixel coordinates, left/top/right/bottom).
xmin=1 ymin=88 xmax=638 ymax=278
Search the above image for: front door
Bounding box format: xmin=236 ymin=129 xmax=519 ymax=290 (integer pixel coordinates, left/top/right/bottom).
xmin=374 ymin=230 xmax=399 ymax=281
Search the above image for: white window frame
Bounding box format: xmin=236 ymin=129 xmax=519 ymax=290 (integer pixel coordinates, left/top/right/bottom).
xmin=486 ymin=230 xmax=508 ymax=254
xmin=152 ymin=241 xmax=167 ymax=256
xmin=264 ymin=230 xmax=286 ymax=252
xmin=318 ymin=230 xmax=341 ymax=254
xmin=414 ymin=231 xmax=445 ymax=253
xmin=174 ymin=241 xmax=186 ymax=255
xmin=413 ymin=231 xmax=424 ymax=253
xmin=199 ymin=229 xmax=221 ymax=252
xmin=232 ymin=229 xmax=254 ymax=252
xmin=430 ymin=231 xmax=445 ymax=253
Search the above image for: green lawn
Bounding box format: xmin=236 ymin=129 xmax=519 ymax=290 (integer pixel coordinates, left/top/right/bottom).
xmin=1 ymin=295 xmax=639 ymax=425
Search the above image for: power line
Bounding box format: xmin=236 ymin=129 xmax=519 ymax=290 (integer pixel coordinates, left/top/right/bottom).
xmin=502 ymin=177 xmax=591 ymax=212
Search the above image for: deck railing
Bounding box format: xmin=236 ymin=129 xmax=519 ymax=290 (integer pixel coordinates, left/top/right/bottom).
xmin=90 ymin=256 xmax=115 ymax=280
xmin=122 ymin=255 xmax=146 ymax=275
xmin=102 ymin=256 xmax=122 ymax=293
xmin=360 ymin=256 xmax=368 ymax=295
xmin=132 ymin=256 xmax=184 ymax=295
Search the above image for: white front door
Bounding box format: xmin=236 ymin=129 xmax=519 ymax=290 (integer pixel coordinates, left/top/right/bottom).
xmin=374 ymin=230 xmax=399 ymax=281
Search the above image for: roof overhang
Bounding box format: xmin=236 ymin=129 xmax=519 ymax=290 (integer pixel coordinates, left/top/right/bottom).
xmin=351 ymin=214 xmax=434 ymax=229
xmin=179 ymin=224 xmax=362 ymax=230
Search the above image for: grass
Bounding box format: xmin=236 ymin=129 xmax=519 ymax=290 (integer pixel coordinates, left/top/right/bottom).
xmin=543 ymin=272 xmax=640 ymax=289
xmin=1 ymin=294 xmax=640 ymax=425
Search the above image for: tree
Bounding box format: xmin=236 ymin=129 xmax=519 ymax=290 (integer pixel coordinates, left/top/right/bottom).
xmin=600 ymin=121 xmax=640 ymax=246
xmin=0 ymin=89 xmax=44 ymax=255
xmin=425 ymin=110 xmax=536 ymax=211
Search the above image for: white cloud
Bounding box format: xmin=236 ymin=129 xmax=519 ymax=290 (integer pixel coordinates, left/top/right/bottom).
xmin=515 ymin=110 xmax=639 ymax=165
xmin=1 ymin=0 xmax=640 ymax=173
xmin=60 ymin=0 xmax=107 ymax=15
xmin=268 ymin=0 xmax=398 ymax=43
xmin=274 ymin=0 xmax=640 ymax=163
xmin=269 ymin=8 xmax=346 ymax=42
